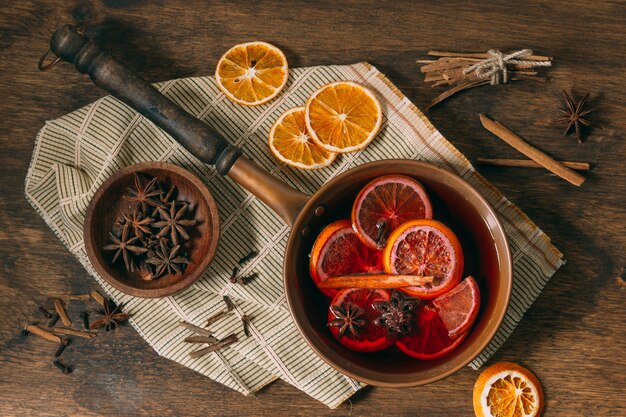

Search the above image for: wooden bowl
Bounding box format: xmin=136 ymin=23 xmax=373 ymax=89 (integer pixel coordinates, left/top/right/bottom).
xmin=284 ymin=160 xmax=513 ymax=386
xmin=84 ymin=162 xmax=219 ymax=298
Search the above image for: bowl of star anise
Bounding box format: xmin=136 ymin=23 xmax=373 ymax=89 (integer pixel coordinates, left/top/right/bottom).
xmin=84 ymin=162 xmax=220 ymax=297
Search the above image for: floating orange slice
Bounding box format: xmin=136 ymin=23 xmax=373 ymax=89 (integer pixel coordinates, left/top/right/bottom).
xmin=473 ymin=362 xmax=544 ymax=417
xmin=268 ymin=107 xmax=336 ymax=169
xmin=305 ymin=81 xmax=382 ymax=153
xmin=215 ymin=41 xmax=288 ymax=106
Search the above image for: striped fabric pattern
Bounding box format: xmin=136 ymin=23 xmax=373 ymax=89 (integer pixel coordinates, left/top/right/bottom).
xmin=25 ymin=62 xmax=563 ymax=408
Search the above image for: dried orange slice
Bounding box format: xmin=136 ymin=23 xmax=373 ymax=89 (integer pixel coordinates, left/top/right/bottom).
xmin=305 ymin=81 xmax=382 ymax=153
xmin=473 ymin=362 xmax=544 ymax=417
xmin=215 ymin=41 xmax=288 ymax=106
xmin=268 ymin=107 xmax=336 ymax=169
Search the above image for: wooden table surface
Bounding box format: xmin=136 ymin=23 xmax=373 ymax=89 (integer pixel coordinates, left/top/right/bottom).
xmin=1 ymin=1 xmax=624 ymax=416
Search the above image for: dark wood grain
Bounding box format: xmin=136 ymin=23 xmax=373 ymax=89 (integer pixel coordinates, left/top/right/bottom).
xmin=1 ymin=1 xmax=624 ymax=416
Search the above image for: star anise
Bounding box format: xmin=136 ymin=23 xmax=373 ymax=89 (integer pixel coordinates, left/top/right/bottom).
xmin=373 ymin=290 xmax=420 ymax=336
xmin=90 ymin=298 xmax=130 ymax=331
xmin=554 ymin=90 xmax=596 ymax=143
xmin=123 ymin=208 xmax=154 ymax=238
xmin=124 ymin=173 xmax=163 ymax=213
xmin=154 ymin=201 xmax=197 ymax=246
xmin=327 ymin=303 xmax=367 ymax=338
xmin=150 ymin=184 xmax=177 ymax=218
xmin=146 ymin=241 xmax=189 ymax=278
xmin=103 ymin=225 xmax=148 ymax=271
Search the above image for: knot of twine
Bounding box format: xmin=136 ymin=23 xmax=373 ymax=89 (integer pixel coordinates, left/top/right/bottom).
xmin=463 ymin=49 xmax=552 ymax=85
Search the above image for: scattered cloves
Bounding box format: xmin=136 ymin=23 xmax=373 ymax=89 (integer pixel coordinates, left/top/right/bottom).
xmin=54 ymin=338 xmax=71 ymax=357
xmin=238 ymin=250 xmax=258 ymax=265
xmin=38 ymin=306 xmax=53 ymax=319
xmin=19 ymin=325 xmax=30 ymax=336
xmin=240 ymin=272 xmax=258 ymax=285
xmin=79 ymin=311 xmax=90 ymax=330
xmin=48 ymin=312 xmax=60 ymax=328
xmin=53 ymin=360 xmax=72 ymax=374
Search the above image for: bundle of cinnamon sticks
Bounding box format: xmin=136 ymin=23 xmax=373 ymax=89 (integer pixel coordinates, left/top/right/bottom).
xmin=417 ymin=51 xmax=552 ymax=109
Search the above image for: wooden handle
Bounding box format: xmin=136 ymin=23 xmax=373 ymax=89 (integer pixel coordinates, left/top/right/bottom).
xmin=49 ymin=24 xmax=240 ymax=174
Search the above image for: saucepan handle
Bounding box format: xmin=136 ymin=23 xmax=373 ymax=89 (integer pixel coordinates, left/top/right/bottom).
xmin=48 ymin=24 xmax=309 ymax=226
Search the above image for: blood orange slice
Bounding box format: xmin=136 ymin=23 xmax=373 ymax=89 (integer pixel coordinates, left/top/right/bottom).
xmin=352 ymin=175 xmax=433 ymax=249
xmin=310 ymin=220 xmax=384 ymax=297
xmin=396 ymin=305 xmax=468 ymax=360
xmin=431 ymin=276 xmax=480 ymax=338
xmin=383 ymin=219 xmax=463 ymax=299
xmin=328 ymin=288 xmax=394 ymax=352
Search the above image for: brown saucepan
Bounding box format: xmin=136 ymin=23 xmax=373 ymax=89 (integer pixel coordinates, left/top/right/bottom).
xmin=48 ymin=25 xmax=512 ymax=387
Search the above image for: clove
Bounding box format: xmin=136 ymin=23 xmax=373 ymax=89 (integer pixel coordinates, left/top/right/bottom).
xmin=240 ymin=272 xmax=258 ymax=285
xmin=238 ymin=250 xmax=258 ymax=265
xmin=222 ymin=295 xmax=236 ymax=311
xmin=53 ymin=360 xmax=72 ymax=374
xmin=188 ymin=334 xmax=238 ymax=359
xmin=241 ymin=315 xmax=251 ymax=337
xmin=79 ymin=311 xmax=90 ymax=330
xmin=228 ymin=266 xmax=240 ymax=284
xmin=48 ymin=312 xmax=60 ymax=328
xmin=179 ymin=321 xmax=213 ymax=338
xmin=38 ymin=306 xmax=53 ymax=319
xmin=54 ymin=338 xmax=71 ymax=357
xmin=206 ymin=310 xmax=231 ymax=327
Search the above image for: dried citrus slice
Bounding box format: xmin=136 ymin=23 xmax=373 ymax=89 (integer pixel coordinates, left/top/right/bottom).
xmin=473 ymin=362 xmax=544 ymax=417
xmin=215 ymin=41 xmax=288 ymax=106
xmin=352 ymin=175 xmax=433 ymax=249
xmin=309 ymin=220 xmax=384 ymax=297
xmin=431 ymin=276 xmax=480 ymax=338
xmin=305 ymin=81 xmax=382 ymax=153
xmin=268 ymin=107 xmax=335 ymax=169
xmin=383 ymin=219 xmax=463 ymax=299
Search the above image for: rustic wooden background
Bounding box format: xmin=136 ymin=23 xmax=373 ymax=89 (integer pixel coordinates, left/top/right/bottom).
xmin=1 ymin=1 xmax=624 ymax=416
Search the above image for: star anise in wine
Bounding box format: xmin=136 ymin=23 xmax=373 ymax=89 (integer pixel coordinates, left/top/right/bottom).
xmin=90 ymin=298 xmax=130 ymax=331
xmin=146 ymin=241 xmax=189 ymax=278
xmin=124 ymin=173 xmax=163 ymax=213
xmin=554 ymin=90 xmax=596 ymax=143
xmin=123 ymin=209 xmax=154 ymax=238
xmin=154 ymin=201 xmax=197 ymax=246
xmin=327 ymin=303 xmax=367 ymax=338
xmin=373 ymin=290 xmax=420 ymax=336
xmin=103 ymin=225 xmax=148 ymax=271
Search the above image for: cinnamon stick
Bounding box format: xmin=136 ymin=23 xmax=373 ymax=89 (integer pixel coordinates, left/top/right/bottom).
xmin=184 ymin=335 xmax=219 ymax=344
xmin=427 ymin=50 xmax=552 ymax=61
xmin=476 ymin=158 xmax=590 ymax=171
xmin=52 ymin=327 xmax=97 ymax=339
xmin=25 ymin=324 xmax=62 ymax=343
xmin=188 ymin=334 xmax=238 ymax=359
xmin=317 ymin=274 xmax=434 ymax=289
xmin=179 ymin=321 xmax=213 ymax=337
xmin=54 ymin=298 xmax=71 ymax=326
xmin=90 ymin=290 xmax=106 ymax=306
xmin=479 ymin=114 xmax=585 ymax=186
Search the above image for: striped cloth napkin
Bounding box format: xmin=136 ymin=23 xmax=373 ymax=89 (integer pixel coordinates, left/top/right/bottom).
xmin=25 ymin=62 xmax=564 ymax=408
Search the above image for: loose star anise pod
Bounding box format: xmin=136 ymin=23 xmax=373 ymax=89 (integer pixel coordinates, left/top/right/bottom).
xmin=124 ymin=174 xmax=163 ymax=213
xmin=103 ymin=225 xmax=148 ymax=271
xmin=154 ymin=201 xmax=197 ymax=246
xmin=554 ymin=90 xmax=596 ymax=143
xmin=90 ymin=298 xmax=130 ymax=331
xmin=327 ymin=303 xmax=367 ymax=338
xmin=146 ymin=241 xmax=189 ymax=278
xmin=373 ymin=290 xmax=420 ymax=336
xmin=123 ymin=208 xmax=154 ymax=238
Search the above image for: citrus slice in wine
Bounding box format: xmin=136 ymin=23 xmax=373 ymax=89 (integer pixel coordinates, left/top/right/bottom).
xmin=215 ymin=41 xmax=288 ymax=106
xmin=352 ymin=175 xmax=433 ymax=249
xmin=473 ymin=362 xmax=544 ymax=417
xmin=328 ymin=288 xmax=394 ymax=352
xmin=268 ymin=107 xmax=335 ymax=169
xmin=383 ymin=219 xmax=463 ymax=299
xmin=431 ymin=276 xmax=480 ymax=338
xmin=305 ymin=81 xmax=382 ymax=153
xmin=395 ymin=305 xmax=468 ymax=360
xmin=310 ymin=220 xmax=384 ymax=297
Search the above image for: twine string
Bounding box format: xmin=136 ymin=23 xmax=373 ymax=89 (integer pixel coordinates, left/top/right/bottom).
xmin=463 ymin=49 xmax=552 ymax=85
